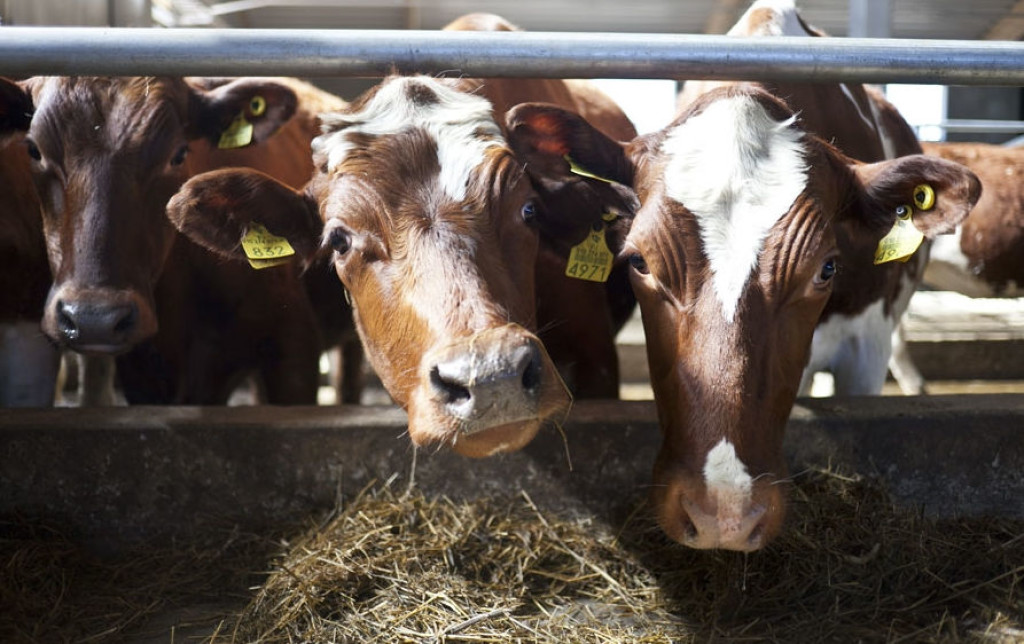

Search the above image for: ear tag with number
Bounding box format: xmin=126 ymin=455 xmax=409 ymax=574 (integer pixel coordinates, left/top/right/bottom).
xmin=218 ymin=111 xmax=254 ymax=149
xmin=241 ymin=223 xmax=295 ymax=270
xmin=873 ymin=205 xmax=925 ymax=265
xmin=564 ymin=155 xmax=615 ymax=184
xmin=565 ymin=217 xmax=615 ymax=283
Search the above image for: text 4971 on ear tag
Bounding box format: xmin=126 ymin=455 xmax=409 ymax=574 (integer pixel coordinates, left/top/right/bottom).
xmin=565 ymin=226 xmax=614 ymax=283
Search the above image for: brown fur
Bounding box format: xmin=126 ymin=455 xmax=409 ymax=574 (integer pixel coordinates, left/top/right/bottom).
xmin=14 ymin=76 xmax=358 ymax=404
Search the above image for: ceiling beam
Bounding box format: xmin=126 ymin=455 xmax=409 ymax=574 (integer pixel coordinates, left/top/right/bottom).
xmin=984 ymin=0 xmax=1024 ymax=40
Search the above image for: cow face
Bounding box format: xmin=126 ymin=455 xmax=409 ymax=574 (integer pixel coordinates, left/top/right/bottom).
xmin=167 ymin=76 xmax=572 ymax=457
xmin=509 ymin=86 xmax=980 ymax=550
xmin=4 ymin=76 xmax=297 ymax=354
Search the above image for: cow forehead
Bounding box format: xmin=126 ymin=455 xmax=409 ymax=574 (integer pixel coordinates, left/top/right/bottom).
xmin=33 ymin=77 xmax=184 ymax=149
xmin=658 ymin=93 xmax=808 ymax=322
xmin=313 ymin=77 xmax=506 ymax=203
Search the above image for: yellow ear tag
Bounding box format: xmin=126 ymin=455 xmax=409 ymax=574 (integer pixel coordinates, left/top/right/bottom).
xmin=218 ymin=111 xmax=254 ymax=150
xmin=565 ymin=218 xmax=615 ymax=282
xmin=873 ymin=205 xmax=925 ymax=265
xmin=564 ymin=155 xmax=615 ymax=184
xmin=241 ymin=223 xmax=295 ymax=270
xmin=913 ymin=184 xmax=935 ymax=211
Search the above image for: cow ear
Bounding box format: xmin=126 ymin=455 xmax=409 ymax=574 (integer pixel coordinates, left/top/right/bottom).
xmin=506 ymin=102 xmax=635 ymax=187
xmin=0 ymin=77 xmax=33 ymax=139
xmin=186 ymin=78 xmax=298 ymax=149
xmin=847 ymin=153 xmax=981 ymax=238
xmin=167 ymin=168 xmax=323 ymax=269
xmin=505 ymin=103 xmax=640 ymax=254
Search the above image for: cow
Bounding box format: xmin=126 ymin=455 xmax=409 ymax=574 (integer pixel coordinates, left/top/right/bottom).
xmin=504 ymin=0 xmax=981 ymax=549
xmin=0 ymin=75 xmax=360 ymax=405
xmin=0 ymin=82 xmax=59 ymax=406
xmin=921 ymin=140 xmax=1024 ymax=297
xmin=166 ymin=16 xmax=639 ymax=458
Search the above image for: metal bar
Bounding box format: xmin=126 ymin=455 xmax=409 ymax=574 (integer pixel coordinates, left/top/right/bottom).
xmin=0 ymin=27 xmax=1022 ymax=84
xmin=918 ymin=119 xmax=1024 ymax=134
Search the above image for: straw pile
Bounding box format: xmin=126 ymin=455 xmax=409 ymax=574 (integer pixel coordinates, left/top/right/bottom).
xmin=0 ymin=520 xmax=273 ymax=644
xmin=211 ymin=469 xmax=1024 ymax=643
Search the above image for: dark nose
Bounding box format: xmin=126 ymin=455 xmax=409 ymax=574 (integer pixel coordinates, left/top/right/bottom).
xmin=429 ymin=337 xmax=544 ymax=429
xmin=56 ymin=299 xmax=139 ymax=350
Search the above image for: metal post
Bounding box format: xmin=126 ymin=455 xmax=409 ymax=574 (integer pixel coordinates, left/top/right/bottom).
xmin=849 ymin=0 xmax=892 ymax=39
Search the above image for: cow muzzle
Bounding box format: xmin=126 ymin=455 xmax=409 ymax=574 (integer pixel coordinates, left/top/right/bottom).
xmin=408 ymin=325 xmax=570 ymax=457
xmin=43 ymin=286 xmax=156 ymax=354
xmin=655 ymin=466 xmax=787 ymax=552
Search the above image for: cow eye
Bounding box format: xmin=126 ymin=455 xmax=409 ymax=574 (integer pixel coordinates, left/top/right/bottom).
xmin=327 ymin=227 xmax=352 ymax=255
xmin=521 ymin=200 xmax=538 ymax=224
xmin=25 ymin=139 xmax=41 ymax=161
xmin=170 ymin=144 xmax=188 ymax=167
xmin=627 ymin=253 xmax=649 ymax=275
xmin=817 ymin=257 xmax=837 ymax=284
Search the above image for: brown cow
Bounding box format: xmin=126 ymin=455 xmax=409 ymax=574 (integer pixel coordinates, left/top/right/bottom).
xmin=0 ymin=82 xmax=59 ymax=406
xmin=167 ymin=16 xmax=638 ymax=457
xmin=921 ymin=140 xmax=1024 ymax=297
xmin=1 ymin=76 xmax=358 ymax=404
xmin=505 ymin=0 xmax=981 ymax=550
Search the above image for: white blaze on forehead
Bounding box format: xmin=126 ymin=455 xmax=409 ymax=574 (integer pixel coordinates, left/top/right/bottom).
xmin=730 ymin=0 xmax=805 ymax=36
xmin=703 ymin=439 xmax=754 ymax=512
xmin=661 ymin=93 xmax=808 ymax=321
xmin=312 ymin=77 xmax=505 ymax=202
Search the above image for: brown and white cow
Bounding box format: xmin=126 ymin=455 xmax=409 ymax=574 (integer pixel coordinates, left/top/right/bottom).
xmin=167 ymin=17 xmax=638 ymax=457
xmin=506 ymin=0 xmax=981 ymax=550
xmin=921 ymin=140 xmax=1024 ymax=297
xmin=0 ymin=82 xmax=59 ymax=406
xmin=1 ymin=75 xmax=358 ymax=404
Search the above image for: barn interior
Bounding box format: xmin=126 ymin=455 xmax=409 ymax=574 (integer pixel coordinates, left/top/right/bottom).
xmin=2 ymin=1 xmax=1024 ymax=642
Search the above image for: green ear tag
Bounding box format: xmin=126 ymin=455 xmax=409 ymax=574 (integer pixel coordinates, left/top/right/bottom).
xmin=873 ymin=205 xmax=925 ymax=265
xmin=565 ymin=219 xmax=615 ymax=282
xmin=241 ymin=223 xmax=295 ymax=270
xmin=564 ymin=155 xmax=615 ymax=184
xmin=218 ymin=110 xmax=254 ymax=149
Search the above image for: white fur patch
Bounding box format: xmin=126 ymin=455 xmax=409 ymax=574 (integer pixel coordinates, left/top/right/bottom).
xmin=703 ymin=439 xmax=753 ymax=511
xmin=730 ymin=0 xmax=805 ymax=37
xmin=312 ymin=77 xmax=505 ymax=202
xmin=800 ymin=298 xmax=896 ymax=396
xmin=662 ymin=94 xmax=808 ymax=321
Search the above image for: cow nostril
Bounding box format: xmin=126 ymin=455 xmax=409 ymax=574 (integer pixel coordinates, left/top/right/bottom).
xmin=430 ymin=365 xmax=471 ymax=405
xmin=113 ymin=305 xmax=138 ymax=335
xmin=681 ymin=517 xmax=699 ymax=544
xmin=521 ymin=352 xmax=541 ymax=392
xmin=56 ymin=301 xmax=79 ymax=341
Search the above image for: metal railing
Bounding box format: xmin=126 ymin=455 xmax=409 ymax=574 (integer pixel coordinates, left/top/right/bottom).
xmin=0 ymin=27 xmax=1022 ymax=84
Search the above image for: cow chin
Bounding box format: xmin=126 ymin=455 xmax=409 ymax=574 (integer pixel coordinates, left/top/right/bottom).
xmin=402 ymin=325 xmax=572 ymax=458
xmin=652 ymin=450 xmax=788 ymax=552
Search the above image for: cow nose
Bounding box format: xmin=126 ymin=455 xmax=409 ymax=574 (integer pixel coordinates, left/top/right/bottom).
xmin=429 ymin=336 xmax=544 ymax=429
xmin=677 ymin=498 xmax=771 ymax=552
xmin=56 ymin=299 xmax=139 ymax=349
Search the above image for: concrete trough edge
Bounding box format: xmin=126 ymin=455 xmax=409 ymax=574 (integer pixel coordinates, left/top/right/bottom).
xmin=2 ymin=396 xmax=1024 ymax=548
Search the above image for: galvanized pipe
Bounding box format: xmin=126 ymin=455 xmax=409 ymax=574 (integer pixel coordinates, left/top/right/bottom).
xmin=0 ymin=27 xmax=1022 ymax=85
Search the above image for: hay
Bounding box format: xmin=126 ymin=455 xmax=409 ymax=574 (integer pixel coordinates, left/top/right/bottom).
xmin=211 ymin=470 xmax=1024 ymax=643
xmin=0 ymin=520 xmax=274 ymax=644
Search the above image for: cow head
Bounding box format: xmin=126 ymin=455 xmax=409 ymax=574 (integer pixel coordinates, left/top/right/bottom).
xmin=509 ymin=85 xmax=981 ymax=550
xmin=0 ymin=76 xmax=298 ymax=354
xmin=167 ymin=76 xmax=576 ymax=457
